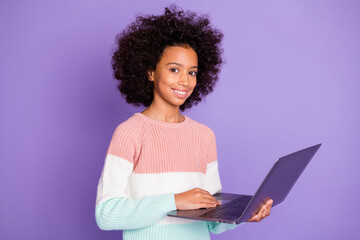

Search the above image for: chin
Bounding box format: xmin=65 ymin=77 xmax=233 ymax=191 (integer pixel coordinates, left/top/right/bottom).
xmin=170 ymin=99 xmax=188 ymax=108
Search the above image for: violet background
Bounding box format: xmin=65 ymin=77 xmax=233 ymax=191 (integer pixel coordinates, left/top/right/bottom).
xmin=1 ymin=0 xmax=359 ymax=239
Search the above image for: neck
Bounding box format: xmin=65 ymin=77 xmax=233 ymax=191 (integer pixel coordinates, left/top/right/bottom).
xmin=141 ymin=102 xmax=184 ymax=123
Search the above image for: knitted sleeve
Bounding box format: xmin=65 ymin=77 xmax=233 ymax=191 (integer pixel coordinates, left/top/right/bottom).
xmin=203 ymin=128 xmax=242 ymax=234
xmin=95 ymin=194 xmax=176 ymax=230
xmin=95 ymin=124 xmax=177 ymax=230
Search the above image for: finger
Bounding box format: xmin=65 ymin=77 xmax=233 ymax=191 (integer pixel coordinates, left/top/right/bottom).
xmin=262 ymin=205 xmax=268 ymax=218
xmin=198 ymin=189 xmax=218 ymax=202
xmin=199 ymin=197 xmax=221 ymax=206
xmin=246 ymin=210 xmax=260 ymax=222
xmin=198 ymin=189 xmax=219 ymax=201
xmin=193 ymin=190 xmax=220 ymax=203
xmin=251 ymin=204 xmax=266 ymax=221
xmin=193 ymin=189 xmax=217 ymax=199
xmin=265 ymin=200 xmax=273 ymax=216
xmin=201 ymin=195 xmax=221 ymax=204
xmin=199 ymin=202 xmax=218 ymax=209
xmin=259 ymin=204 xmax=267 ymax=219
xmin=246 ymin=214 xmax=259 ymax=222
xmin=246 ymin=216 xmax=255 ymax=222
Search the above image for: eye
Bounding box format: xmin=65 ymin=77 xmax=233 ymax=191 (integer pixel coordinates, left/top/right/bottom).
xmin=170 ymin=68 xmax=179 ymax=73
xmin=189 ymin=71 xmax=197 ymax=76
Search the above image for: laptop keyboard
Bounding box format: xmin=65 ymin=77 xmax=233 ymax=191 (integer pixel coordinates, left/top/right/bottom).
xmin=200 ymin=196 xmax=252 ymax=220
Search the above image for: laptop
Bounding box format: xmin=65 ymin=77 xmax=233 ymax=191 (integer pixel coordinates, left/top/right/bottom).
xmin=167 ymin=144 xmax=321 ymax=224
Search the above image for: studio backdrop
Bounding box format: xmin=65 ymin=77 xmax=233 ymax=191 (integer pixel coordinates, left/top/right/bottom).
xmin=1 ymin=0 xmax=359 ymax=239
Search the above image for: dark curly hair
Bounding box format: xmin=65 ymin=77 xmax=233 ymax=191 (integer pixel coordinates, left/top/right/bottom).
xmin=112 ymin=5 xmax=224 ymax=111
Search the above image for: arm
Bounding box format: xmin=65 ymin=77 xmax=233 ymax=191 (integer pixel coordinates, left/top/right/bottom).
xmin=95 ymin=125 xmax=176 ymax=230
xmin=95 ymin=193 xmax=176 ymax=230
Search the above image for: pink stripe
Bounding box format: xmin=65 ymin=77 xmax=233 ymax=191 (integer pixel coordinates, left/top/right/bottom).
xmin=106 ymin=113 xmax=217 ymax=174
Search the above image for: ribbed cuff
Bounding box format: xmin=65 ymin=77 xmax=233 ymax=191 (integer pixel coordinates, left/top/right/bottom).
xmin=163 ymin=193 xmax=177 ymax=213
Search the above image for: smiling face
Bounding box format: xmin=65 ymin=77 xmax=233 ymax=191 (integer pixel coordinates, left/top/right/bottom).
xmin=148 ymin=45 xmax=198 ymax=110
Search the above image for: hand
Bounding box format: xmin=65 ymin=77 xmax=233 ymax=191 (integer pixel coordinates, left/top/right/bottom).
xmin=246 ymin=199 xmax=273 ymax=222
xmin=174 ymin=188 xmax=221 ymax=210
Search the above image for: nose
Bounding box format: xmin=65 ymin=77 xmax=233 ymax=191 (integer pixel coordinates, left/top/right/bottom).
xmin=178 ymin=72 xmax=190 ymax=88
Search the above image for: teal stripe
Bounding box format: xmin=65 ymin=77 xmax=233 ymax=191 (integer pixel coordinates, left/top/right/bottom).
xmin=123 ymin=222 xmax=211 ymax=240
xmin=123 ymin=221 xmax=241 ymax=239
xmin=95 ymin=193 xmax=176 ymax=230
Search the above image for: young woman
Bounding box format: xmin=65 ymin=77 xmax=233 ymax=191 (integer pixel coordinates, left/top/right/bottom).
xmin=95 ymin=6 xmax=273 ymax=240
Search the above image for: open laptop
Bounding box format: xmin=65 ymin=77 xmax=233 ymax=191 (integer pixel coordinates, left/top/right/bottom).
xmin=167 ymin=144 xmax=321 ymax=224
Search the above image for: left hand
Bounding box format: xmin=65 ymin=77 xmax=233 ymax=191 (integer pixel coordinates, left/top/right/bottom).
xmin=246 ymin=199 xmax=273 ymax=222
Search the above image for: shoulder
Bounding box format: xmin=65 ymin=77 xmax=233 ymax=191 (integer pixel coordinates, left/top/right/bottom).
xmin=107 ymin=114 xmax=147 ymax=160
xmin=111 ymin=114 xmax=146 ymax=143
xmin=188 ymin=117 xmax=216 ymax=144
xmin=188 ymin=117 xmax=218 ymax=162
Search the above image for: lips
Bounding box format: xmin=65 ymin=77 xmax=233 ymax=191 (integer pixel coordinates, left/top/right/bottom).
xmin=172 ymin=88 xmax=188 ymax=99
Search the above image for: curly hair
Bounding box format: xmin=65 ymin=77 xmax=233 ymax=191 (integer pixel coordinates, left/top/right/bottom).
xmin=112 ymin=5 xmax=224 ymax=111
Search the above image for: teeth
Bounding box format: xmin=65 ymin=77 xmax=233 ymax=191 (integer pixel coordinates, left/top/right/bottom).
xmin=174 ymin=90 xmax=186 ymax=95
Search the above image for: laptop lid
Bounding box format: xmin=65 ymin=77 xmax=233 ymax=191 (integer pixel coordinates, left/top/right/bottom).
xmin=236 ymin=143 xmax=321 ymax=223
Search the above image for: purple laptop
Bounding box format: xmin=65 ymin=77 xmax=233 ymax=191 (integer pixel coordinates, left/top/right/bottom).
xmin=167 ymin=144 xmax=321 ymax=224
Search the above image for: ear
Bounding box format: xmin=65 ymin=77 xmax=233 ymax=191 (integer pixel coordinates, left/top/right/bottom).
xmin=147 ymin=71 xmax=154 ymax=82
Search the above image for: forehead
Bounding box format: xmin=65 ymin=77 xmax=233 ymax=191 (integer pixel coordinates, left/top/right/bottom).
xmin=159 ymin=46 xmax=198 ymax=66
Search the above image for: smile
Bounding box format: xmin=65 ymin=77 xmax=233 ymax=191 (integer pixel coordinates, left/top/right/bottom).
xmin=172 ymin=88 xmax=188 ymax=99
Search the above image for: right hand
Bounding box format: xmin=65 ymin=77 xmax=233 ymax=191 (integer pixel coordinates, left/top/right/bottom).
xmin=174 ymin=188 xmax=221 ymax=210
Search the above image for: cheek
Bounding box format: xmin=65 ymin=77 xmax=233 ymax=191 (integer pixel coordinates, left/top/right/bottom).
xmin=191 ymin=79 xmax=197 ymax=89
xmin=154 ymin=76 xmax=171 ymax=94
xmin=157 ymin=72 xmax=173 ymax=85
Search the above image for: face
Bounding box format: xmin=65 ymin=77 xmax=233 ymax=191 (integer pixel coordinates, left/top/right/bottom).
xmin=148 ymin=45 xmax=198 ymax=109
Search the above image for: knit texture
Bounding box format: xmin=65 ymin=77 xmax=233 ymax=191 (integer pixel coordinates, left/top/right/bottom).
xmin=95 ymin=113 xmax=239 ymax=239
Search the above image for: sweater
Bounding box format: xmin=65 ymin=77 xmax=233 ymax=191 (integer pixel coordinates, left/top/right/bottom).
xmin=95 ymin=113 xmax=239 ymax=239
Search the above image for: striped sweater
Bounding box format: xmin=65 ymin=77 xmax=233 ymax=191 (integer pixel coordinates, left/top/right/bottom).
xmin=95 ymin=113 xmax=239 ymax=239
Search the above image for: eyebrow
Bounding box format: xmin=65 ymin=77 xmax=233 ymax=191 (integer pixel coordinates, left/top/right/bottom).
xmin=166 ymin=62 xmax=198 ymax=69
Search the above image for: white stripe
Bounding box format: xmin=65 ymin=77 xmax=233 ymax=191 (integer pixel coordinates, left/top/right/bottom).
xmin=126 ymin=160 xmax=222 ymax=198
xmin=204 ymin=160 xmax=222 ymax=195
xmin=126 ymin=171 xmax=206 ymax=198
xmin=96 ymin=156 xmax=222 ymax=204
xmin=96 ymin=154 xmax=133 ymax=204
